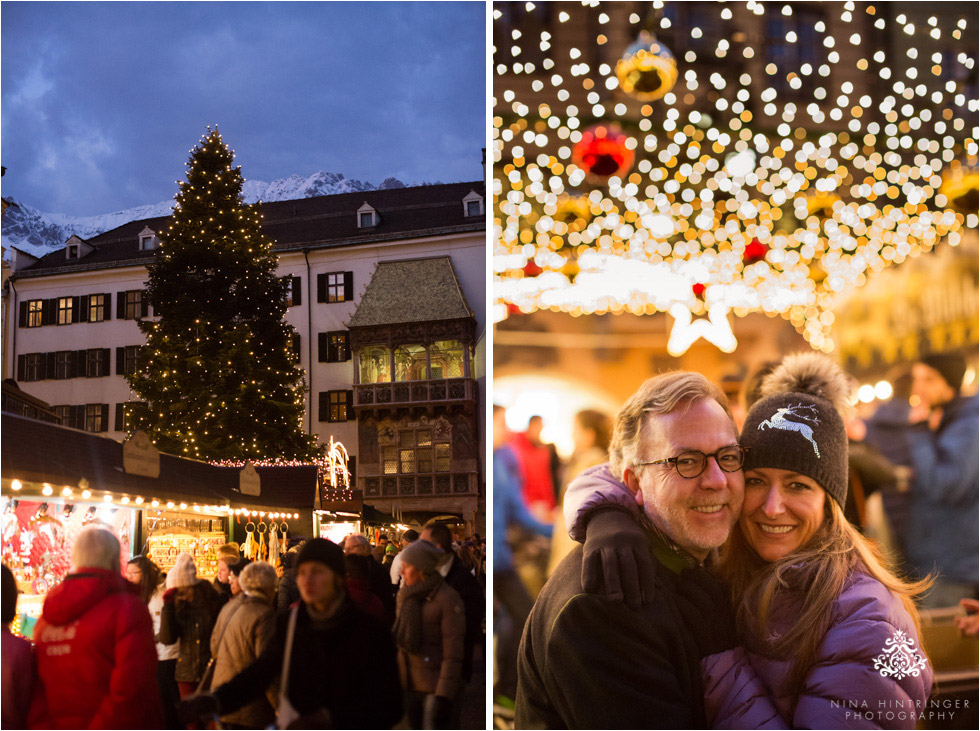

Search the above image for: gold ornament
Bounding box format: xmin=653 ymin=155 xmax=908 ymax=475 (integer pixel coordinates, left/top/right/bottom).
xmin=616 ymin=31 xmax=678 ymax=101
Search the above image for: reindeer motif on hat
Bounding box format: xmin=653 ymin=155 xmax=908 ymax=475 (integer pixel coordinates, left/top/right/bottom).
xmin=757 ymin=403 xmax=822 ymax=457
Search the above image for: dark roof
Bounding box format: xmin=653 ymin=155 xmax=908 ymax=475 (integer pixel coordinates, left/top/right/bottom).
xmin=348 ymin=256 xmax=474 ymax=328
xmin=14 ymin=181 xmax=485 ymax=278
xmin=1 ymin=413 xmax=317 ymax=511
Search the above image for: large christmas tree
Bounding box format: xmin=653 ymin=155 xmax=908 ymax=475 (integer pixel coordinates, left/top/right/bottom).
xmin=128 ymin=129 xmax=320 ymax=461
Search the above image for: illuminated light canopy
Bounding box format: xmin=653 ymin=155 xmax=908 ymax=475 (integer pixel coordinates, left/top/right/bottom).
xmin=493 ymin=3 xmax=977 ymax=354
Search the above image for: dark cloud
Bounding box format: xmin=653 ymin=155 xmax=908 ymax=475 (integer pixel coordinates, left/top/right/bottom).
xmin=1 ymin=1 xmax=486 ymax=215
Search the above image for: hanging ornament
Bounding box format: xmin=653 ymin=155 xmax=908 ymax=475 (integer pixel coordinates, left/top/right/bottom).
xmin=742 ymin=239 xmax=768 ymax=266
xmin=940 ymin=164 xmax=979 ymax=214
xmin=616 ymin=30 xmax=678 ymax=101
xmin=572 ymin=125 xmax=635 ymax=185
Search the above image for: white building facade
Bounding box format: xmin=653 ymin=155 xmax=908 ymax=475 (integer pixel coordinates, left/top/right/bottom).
xmin=3 ymin=181 xmax=486 ymax=526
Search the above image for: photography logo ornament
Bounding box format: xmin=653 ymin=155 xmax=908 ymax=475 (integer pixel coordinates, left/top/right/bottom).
xmin=873 ymin=629 xmax=927 ymax=680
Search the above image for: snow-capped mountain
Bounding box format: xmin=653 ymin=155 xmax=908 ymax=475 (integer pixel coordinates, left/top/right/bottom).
xmin=2 ymin=171 xmax=420 ymax=259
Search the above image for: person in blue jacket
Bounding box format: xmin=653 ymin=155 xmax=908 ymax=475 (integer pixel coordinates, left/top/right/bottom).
xmin=905 ymin=352 xmax=979 ymax=607
xmin=492 ymin=404 xmax=552 ymax=707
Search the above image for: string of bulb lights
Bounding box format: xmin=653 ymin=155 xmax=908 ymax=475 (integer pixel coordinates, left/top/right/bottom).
xmin=493 ymin=1 xmax=978 ymax=355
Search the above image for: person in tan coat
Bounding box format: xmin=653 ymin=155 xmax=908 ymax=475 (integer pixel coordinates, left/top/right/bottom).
xmin=393 ymin=539 xmax=465 ymax=729
xmin=209 ymin=561 xmax=277 ymax=729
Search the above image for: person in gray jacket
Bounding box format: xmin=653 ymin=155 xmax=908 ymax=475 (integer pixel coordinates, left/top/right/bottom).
xmin=210 ymin=561 xmax=278 ymax=729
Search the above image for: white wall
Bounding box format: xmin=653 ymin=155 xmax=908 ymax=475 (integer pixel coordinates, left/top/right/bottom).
xmin=6 ymin=230 xmax=486 ymax=467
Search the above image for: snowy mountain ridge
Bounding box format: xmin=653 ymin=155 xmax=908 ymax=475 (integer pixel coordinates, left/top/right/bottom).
xmin=2 ymin=170 xmax=424 ymax=259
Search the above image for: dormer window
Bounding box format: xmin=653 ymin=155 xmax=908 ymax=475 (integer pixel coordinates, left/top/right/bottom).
xmin=357 ymin=202 xmax=378 ymax=228
xmin=65 ymin=235 xmax=92 ymax=261
xmin=138 ymin=226 xmax=159 ymax=251
xmin=462 ymin=190 xmax=484 ymax=217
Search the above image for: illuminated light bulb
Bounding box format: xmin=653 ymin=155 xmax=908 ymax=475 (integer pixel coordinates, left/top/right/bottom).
xmin=42 ymin=484 xmax=53 ymax=496
xmin=11 ymin=480 xmax=21 ymax=491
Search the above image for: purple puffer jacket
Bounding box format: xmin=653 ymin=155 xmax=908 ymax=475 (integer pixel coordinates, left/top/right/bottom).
xmin=565 ymin=464 xmax=934 ymax=730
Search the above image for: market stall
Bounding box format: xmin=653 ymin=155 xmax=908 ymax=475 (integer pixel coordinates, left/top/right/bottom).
xmin=1 ymin=413 xmax=317 ymax=637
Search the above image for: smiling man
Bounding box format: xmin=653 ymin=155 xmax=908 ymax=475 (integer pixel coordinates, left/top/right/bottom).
xmin=515 ymin=372 xmax=744 ymax=729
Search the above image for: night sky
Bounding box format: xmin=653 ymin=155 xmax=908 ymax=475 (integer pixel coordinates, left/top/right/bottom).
xmin=0 ymin=1 xmax=486 ymax=216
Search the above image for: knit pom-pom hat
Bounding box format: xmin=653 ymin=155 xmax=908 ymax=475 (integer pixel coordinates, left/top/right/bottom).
xmin=741 ymin=352 xmax=854 ymax=506
xmin=166 ymin=552 xmax=198 ymax=589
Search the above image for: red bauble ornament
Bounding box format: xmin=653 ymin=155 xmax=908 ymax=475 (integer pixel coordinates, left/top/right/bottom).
xmin=523 ymin=260 xmax=543 ymax=277
xmin=572 ymin=125 xmax=634 ymax=184
xmin=692 ymin=283 xmax=706 ymax=299
xmin=743 ymin=238 xmax=768 ymax=265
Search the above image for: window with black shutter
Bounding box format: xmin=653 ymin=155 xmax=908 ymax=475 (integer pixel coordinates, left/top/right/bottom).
xmin=116 ymin=346 xmax=141 ymax=376
xmin=85 ymin=404 xmax=108 ymax=432
xmin=85 ymin=349 xmax=109 ymax=378
xmin=88 ymin=293 xmax=109 ymax=322
xmin=319 ymin=390 xmax=353 ymax=422
xmin=56 ymin=297 xmax=73 ymax=325
xmin=317 ymin=271 xmax=353 ymax=303
xmin=115 ymin=402 xmax=140 ymax=432
xmin=291 ymin=333 xmax=301 ymax=361
xmin=318 ymin=331 xmax=350 ymax=362
xmin=282 ymin=276 xmax=302 ymax=307
xmin=17 ymin=353 xmax=46 ymax=381
xmin=55 ymin=351 xmax=73 ymax=380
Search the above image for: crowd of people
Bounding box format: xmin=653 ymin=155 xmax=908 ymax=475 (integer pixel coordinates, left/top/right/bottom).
xmin=2 ymin=522 xmax=486 ymax=729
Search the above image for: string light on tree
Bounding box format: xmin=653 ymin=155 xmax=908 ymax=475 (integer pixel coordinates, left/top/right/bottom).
xmin=127 ymin=128 xmax=321 ymax=461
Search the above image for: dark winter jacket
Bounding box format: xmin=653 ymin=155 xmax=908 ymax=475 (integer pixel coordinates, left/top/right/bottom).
xmin=158 ymin=579 xmax=223 ymax=683
xmin=515 ymin=539 xmax=706 ymax=730
xmin=211 ymin=596 xmax=402 ymax=730
xmin=703 ymin=570 xmax=933 ymax=729
xmin=277 ymin=566 xmax=300 ymax=611
xmin=31 ymin=568 xmax=163 ymax=729
xmin=444 ymin=552 xmax=485 ymax=682
xmin=212 ymin=577 xmax=233 ymax=607
xmin=905 ymin=393 xmax=979 ymax=583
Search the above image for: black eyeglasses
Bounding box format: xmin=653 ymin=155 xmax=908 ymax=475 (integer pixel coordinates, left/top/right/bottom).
xmin=636 ymin=445 xmax=745 ymax=478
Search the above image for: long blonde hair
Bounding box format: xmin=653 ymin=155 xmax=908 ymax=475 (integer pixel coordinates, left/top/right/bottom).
xmin=718 ymin=497 xmax=932 ymax=698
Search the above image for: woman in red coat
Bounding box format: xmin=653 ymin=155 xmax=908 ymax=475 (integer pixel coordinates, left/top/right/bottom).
xmin=31 ymin=528 xmax=163 ymax=729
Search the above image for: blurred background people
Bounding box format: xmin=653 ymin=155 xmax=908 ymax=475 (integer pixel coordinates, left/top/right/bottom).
xmin=344 ymin=533 xmax=395 ymax=624
xmin=210 ymin=560 xmax=278 ymax=729
xmin=390 ymin=529 xmax=420 ymax=588
xmin=547 ymin=409 xmax=612 ymax=575
xmin=421 ymin=521 xmax=485 ymax=726
xmin=277 ymin=550 xmax=301 ymax=611
xmin=127 ymin=554 xmax=181 ymax=729
xmin=394 ymin=539 xmax=465 ymax=730
xmin=2 ymin=564 xmax=36 ymax=730
xmin=509 ymin=414 xmax=559 ymax=521
xmin=345 ymin=553 xmax=386 ymax=619
xmin=905 ymin=352 xmax=979 ymax=607
xmin=212 ymin=542 xmax=240 ymax=607
xmin=492 ymin=404 xmax=552 ymax=709
xmin=159 ymin=551 xmax=224 ymax=699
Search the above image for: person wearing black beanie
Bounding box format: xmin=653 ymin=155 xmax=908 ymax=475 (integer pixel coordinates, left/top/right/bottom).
xmin=179 ymin=537 xmax=403 ymax=729
xmin=907 ymin=351 xmax=979 ymax=608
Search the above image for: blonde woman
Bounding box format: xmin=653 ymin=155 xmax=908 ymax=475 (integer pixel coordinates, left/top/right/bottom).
xmin=564 ymin=353 xmax=933 ymax=728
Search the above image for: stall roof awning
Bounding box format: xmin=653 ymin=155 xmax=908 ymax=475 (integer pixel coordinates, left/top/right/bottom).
xmin=347 ymin=256 xmax=474 ymax=328
xmin=1 ymin=413 xmax=317 ymax=511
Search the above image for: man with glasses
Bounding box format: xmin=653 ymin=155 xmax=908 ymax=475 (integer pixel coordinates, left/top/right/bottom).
xmin=515 ymin=372 xmax=745 ymax=729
